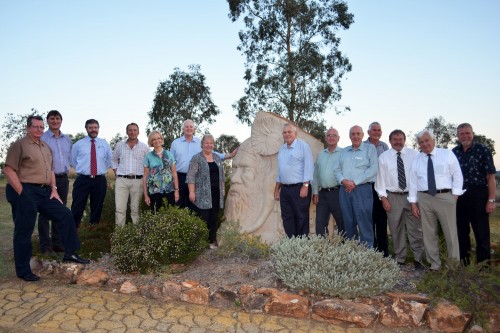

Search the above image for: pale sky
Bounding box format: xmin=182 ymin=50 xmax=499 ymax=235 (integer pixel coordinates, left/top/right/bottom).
xmin=1 ymin=0 xmax=499 ymax=167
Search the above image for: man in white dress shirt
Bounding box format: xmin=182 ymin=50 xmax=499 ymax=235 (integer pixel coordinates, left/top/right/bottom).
xmin=375 ymin=130 xmax=424 ymax=269
xmin=408 ymin=129 xmax=464 ymax=271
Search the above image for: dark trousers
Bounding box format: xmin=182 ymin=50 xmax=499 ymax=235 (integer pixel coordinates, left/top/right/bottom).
xmin=457 ymin=188 xmax=491 ymax=263
xmin=11 ymin=184 xmax=80 ymax=277
xmin=280 ymin=185 xmax=311 ymax=238
xmin=149 ymin=191 xmax=175 ymax=213
xmin=372 ymin=185 xmax=389 ymax=256
xmin=6 ymin=184 xmax=17 ymax=222
xmin=196 ymin=187 xmax=220 ymax=243
xmin=71 ymin=175 xmax=107 ymax=227
xmin=38 ymin=175 xmax=68 ymax=251
xmin=176 ymin=172 xmax=196 ymax=211
xmin=315 ymin=188 xmax=344 ymax=236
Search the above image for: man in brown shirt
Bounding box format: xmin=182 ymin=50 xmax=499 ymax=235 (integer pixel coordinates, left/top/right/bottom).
xmin=3 ymin=115 xmax=90 ymax=282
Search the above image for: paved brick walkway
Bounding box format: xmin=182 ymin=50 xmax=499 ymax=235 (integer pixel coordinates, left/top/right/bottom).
xmin=0 ymin=280 xmax=380 ymax=333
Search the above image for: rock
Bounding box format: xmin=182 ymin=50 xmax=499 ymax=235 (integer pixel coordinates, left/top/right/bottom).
xmin=76 ymin=269 xmax=109 ymax=286
xmin=468 ymin=324 xmax=484 ymax=333
xmin=181 ymin=286 xmax=210 ymax=305
xmin=255 ymin=287 xmax=279 ymax=295
xmin=181 ymin=280 xmax=200 ymax=288
xmin=487 ymin=309 xmax=500 ymax=333
xmin=240 ymin=293 xmax=268 ymax=313
xmin=375 ymin=295 xmax=428 ymax=328
xmin=312 ymin=299 xmax=378 ymax=328
xmin=426 ymin=299 xmax=472 ymax=333
xmin=210 ymin=287 xmax=238 ymax=308
xmin=386 ymin=292 xmax=431 ymax=304
xmin=139 ymin=284 xmax=163 ymax=299
xmin=239 ymin=284 xmax=254 ymax=295
xmin=54 ymin=263 xmax=84 ymax=284
xmin=30 ymin=258 xmax=43 ymax=272
xmin=162 ymin=281 xmax=181 ymax=300
xmin=264 ymin=292 xmax=309 ymax=318
xmin=119 ymin=281 xmax=138 ymax=294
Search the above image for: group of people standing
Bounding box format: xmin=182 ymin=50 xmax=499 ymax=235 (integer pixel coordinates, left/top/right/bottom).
xmin=3 ymin=113 xmax=236 ymax=282
xmin=275 ymin=121 xmax=496 ymax=271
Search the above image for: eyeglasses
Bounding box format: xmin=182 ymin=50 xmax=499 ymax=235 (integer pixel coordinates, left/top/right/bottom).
xmin=30 ymin=126 xmax=45 ymax=130
xmin=326 ymin=134 xmax=338 ymax=138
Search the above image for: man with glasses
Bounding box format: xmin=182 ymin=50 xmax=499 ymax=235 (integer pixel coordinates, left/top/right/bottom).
xmin=3 ymin=115 xmax=90 ymax=282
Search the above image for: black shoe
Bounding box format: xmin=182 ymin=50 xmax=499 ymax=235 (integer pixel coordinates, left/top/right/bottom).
xmin=397 ymin=261 xmax=405 ymax=266
xmin=414 ymin=261 xmax=424 ymax=270
xmin=63 ymin=254 xmax=90 ymax=264
xmin=18 ymin=273 xmax=40 ymax=282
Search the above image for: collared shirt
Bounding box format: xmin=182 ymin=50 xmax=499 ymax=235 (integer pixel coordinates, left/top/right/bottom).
xmin=170 ymin=135 xmax=224 ymax=173
xmin=5 ymin=136 xmax=52 ymax=184
xmin=112 ymin=139 xmax=150 ymax=176
xmin=71 ymin=136 xmax=112 ymax=175
xmin=41 ymin=130 xmax=72 ymax=174
xmin=375 ymin=147 xmax=419 ymax=197
xmin=364 ymin=139 xmax=389 ymax=156
xmin=334 ymin=142 xmax=378 ymax=185
xmin=312 ymin=146 xmax=342 ymax=195
xmin=452 ymin=142 xmax=496 ymax=188
xmin=408 ymin=147 xmax=464 ymax=203
xmin=276 ymin=139 xmax=314 ymax=184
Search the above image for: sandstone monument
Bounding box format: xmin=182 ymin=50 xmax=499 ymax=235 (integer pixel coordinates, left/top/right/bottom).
xmin=224 ymin=111 xmax=325 ymax=244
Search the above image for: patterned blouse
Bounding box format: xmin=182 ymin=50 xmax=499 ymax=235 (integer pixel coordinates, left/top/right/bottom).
xmin=186 ymin=152 xmax=225 ymax=209
xmin=452 ymin=142 xmax=496 ymax=188
xmin=143 ymin=149 xmax=176 ymax=194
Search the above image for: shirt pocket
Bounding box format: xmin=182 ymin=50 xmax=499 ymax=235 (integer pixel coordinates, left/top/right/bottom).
xmin=287 ymin=154 xmax=303 ymax=166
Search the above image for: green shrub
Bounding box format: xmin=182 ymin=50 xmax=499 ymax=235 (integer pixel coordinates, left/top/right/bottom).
xmin=111 ymin=205 xmax=209 ymax=273
xmin=271 ymin=236 xmax=399 ymax=299
xmin=217 ymin=219 xmax=270 ymax=259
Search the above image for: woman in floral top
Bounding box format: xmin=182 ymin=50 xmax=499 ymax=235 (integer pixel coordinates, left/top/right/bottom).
xmin=143 ymin=131 xmax=179 ymax=213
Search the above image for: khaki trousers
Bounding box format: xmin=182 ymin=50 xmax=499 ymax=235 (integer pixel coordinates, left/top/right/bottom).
xmin=386 ymin=193 xmax=424 ymax=263
xmin=115 ymin=177 xmax=143 ymax=226
xmin=417 ymin=192 xmax=460 ymax=270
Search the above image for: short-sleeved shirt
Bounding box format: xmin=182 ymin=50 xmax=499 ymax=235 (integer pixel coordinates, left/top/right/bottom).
xmin=143 ymin=149 xmax=176 ymax=194
xmin=452 ymin=142 xmax=496 ymax=189
xmin=6 ymin=136 xmax=53 ymax=184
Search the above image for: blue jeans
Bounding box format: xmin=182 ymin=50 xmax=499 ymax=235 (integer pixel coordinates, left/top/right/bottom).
xmin=339 ymin=183 xmax=374 ymax=247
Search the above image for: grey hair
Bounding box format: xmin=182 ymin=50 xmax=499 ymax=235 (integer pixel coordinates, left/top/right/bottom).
xmin=368 ymin=121 xmax=381 ymax=130
xmin=283 ymin=122 xmax=297 ymax=133
xmin=201 ymin=133 xmax=215 ymax=147
xmin=416 ymin=129 xmax=436 ymax=141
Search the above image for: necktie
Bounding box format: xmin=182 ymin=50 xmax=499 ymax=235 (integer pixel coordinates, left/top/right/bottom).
xmin=91 ymin=139 xmax=97 ymax=176
xmin=397 ymin=152 xmax=406 ymax=190
xmin=427 ymin=154 xmax=437 ymax=196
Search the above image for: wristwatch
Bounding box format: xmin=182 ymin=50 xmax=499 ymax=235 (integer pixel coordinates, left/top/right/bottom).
xmin=488 ymin=199 xmax=495 ymax=203
xmin=303 ymin=183 xmax=309 ymax=187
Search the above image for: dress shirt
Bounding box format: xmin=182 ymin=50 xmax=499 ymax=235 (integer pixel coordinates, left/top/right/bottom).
xmin=334 ymin=142 xmax=378 ymax=185
xmin=71 ymin=136 xmax=112 ymax=175
xmin=375 ymin=147 xmax=419 ymax=197
xmin=112 ymin=139 xmax=150 ymax=175
xmin=452 ymin=142 xmax=496 ymax=188
xmin=312 ymin=146 xmax=342 ymax=195
xmin=170 ymin=135 xmax=224 ymax=173
xmin=408 ymin=147 xmax=464 ymax=203
xmin=276 ymin=139 xmax=314 ymax=184
xmin=364 ymin=139 xmax=389 ymax=156
xmin=41 ymin=130 xmax=72 ymax=174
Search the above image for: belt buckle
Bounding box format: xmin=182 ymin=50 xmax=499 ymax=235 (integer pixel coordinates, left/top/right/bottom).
xmin=90 ymin=175 xmax=96 ymax=179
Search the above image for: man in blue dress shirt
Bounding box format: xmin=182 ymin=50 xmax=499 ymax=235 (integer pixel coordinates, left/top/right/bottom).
xmin=274 ymin=123 xmax=314 ymax=237
xmin=71 ymin=119 xmax=112 ymax=227
xmin=38 ymin=110 xmax=72 ymax=254
xmin=334 ymin=125 xmax=378 ymax=247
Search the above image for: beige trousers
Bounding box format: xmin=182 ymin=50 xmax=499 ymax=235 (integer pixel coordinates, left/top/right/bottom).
xmin=115 ymin=177 xmax=143 ymax=226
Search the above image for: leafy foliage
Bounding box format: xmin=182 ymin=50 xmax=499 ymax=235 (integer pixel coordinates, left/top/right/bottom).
xmin=424 ymin=116 xmax=457 ymax=148
xmin=109 ymin=132 xmax=126 ymax=150
xmin=216 ymin=219 xmax=270 ymax=259
xmin=271 ymin=236 xmax=399 ymax=298
xmin=68 ymin=132 xmax=86 ymax=145
xmin=0 ymin=109 xmax=46 ymax=161
xmin=215 ymin=134 xmax=240 ymax=178
xmin=227 ymin=0 xmax=353 ymax=138
xmin=147 ymin=64 xmax=220 ymax=148
xmin=111 ymin=205 xmax=209 ymax=273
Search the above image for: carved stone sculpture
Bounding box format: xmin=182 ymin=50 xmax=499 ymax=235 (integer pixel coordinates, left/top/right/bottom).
xmin=224 ymin=111 xmax=324 ymax=244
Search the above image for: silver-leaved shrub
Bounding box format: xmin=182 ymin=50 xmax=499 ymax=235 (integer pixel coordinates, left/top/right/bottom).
xmin=271 ymin=236 xmax=399 ymax=298
xmin=111 ymin=205 xmax=209 ymax=273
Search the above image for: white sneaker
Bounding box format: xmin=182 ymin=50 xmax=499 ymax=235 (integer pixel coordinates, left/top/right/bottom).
xmin=209 ymin=243 xmax=218 ymax=250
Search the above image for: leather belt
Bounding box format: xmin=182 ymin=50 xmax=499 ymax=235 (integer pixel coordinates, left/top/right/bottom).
xmin=55 ymin=173 xmax=68 ymax=178
xmin=387 ymin=191 xmax=409 ymax=195
xmin=77 ymin=174 xmax=104 ymax=179
xmin=24 ymin=183 xmax=50 ymax=188
xmin=117 ymin=175 xmax=143 ymax=179
xmin=320 ymin=186 xmax=340 ymax=192
xmin=282 ymin=183 xmax=302 ymax=187
xmin=420 ymin=189 xmax=451 ymax=194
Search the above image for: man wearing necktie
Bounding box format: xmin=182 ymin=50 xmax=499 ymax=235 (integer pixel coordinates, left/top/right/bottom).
xmin=71 ymin=119 xmax=112 ymax=227
xmin=375 ymin=130 xmax=424 ymax=269
xmin=408 ymin=129 xmax=464 ymax=271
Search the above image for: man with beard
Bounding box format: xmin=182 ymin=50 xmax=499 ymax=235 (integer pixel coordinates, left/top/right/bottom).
xmin=71 ymin=119 xmax=112 ymax=227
